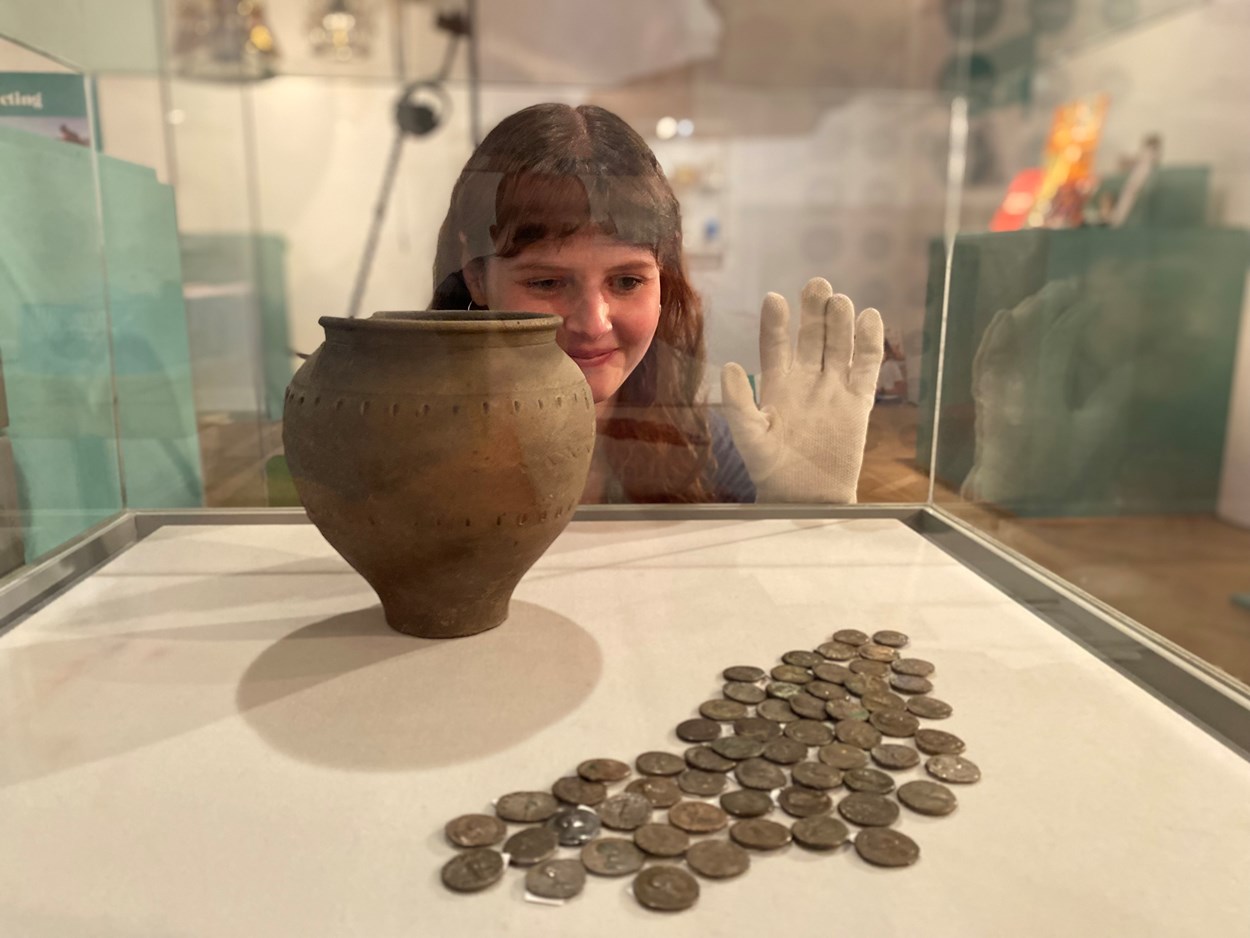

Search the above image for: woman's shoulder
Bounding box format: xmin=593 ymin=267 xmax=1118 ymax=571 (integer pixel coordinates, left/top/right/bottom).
xmin=708 ymin=408 xmax=756 ymax=504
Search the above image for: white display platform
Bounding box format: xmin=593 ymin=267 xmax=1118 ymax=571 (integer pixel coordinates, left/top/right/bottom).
xmin=2 ymin=519 xmax=1249 ymax=937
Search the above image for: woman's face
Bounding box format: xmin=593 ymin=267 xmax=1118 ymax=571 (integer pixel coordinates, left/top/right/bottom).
xmin=468 ymin=229 xmax=662 ymax=408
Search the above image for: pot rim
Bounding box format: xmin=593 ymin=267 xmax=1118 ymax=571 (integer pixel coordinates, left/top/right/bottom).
xmin=320 ymin=311 xmax=561 ymax=333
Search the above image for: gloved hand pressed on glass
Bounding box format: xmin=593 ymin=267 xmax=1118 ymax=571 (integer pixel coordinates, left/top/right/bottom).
xmin=721 ymin=277 xmax=884 ymax=504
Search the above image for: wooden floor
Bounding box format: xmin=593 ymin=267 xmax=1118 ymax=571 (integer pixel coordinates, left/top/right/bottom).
xmin=201 ymin=405 xmax=1250 ymax=687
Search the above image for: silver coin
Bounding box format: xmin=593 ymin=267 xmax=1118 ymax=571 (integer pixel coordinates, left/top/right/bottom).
xmin=503 ymin=826 xmax=559 ymax=866
xmin=791 ymin=815 xmax=850 ymax=850
xmin=762 ymin=737 xmax=808 ymax=765
xmin=925 ymin=754 xmax=981 ymax=784
xmin=893 ymin=658 xmax=935 ymax=677
xmin=633 ymin=823 xmax=690 ymax=858
xmin=837 ymin=792 xmax=899 ymax=827
xmin=843 ymin=767 xmax=895 ymax=794
xmin=632 ymin=865 xmax=699 ymax=912
xmin=598 ymin=792 xmax=653 ymax=831
xmin=525 ymin=858 xmax=586 ymax=900
xmin=849 ymin=659 xmax=891 ymax=677
xmin=858 ymin=643 xmax=899 ymax=662
xmin=915 ymin=729 xmax=966 ymax=755
xmin=765 ymin=681 xmax=803 ymax=700
xmin=582 ymin=837 xmax=645 ymax=876
xmin=789 ymin=692 xmax=830 ymax=720
xmin=871 ymin=744 xmax=921 ymax=770
xmin=678 ymin=769 xmax=728 ymax=797
xmin=779 ymin=785 xmax=833 ymax=818
xmin=804 ymin=680 xmax=849 ymax=702
xmin=495 ymin=791 xmax=559 ymax=823
xmin=735 ymin=757 xmax=787 ymax=790
xmin=729 ymin=818 xmax=793 ymax=850
xmin=908 ymin=696 xmax=953 ymax=720
xmin=771 ymin=665 xmax=813 ymax=685
xmin=870 ymin=709 xmax=920 ymax=738
xmin=817 ymin=742 xmax=870 ymax=770
xmin=845 ymin=674 xmax=891 ymax=698
xmin=723 ymin=665 xmax=766 ymax=683
xmin=700 ymin=698 xmax=749 ymax=721
xmin=826 ymin=699 xmax=870 ymax=722
xmin=890 ymin=674 xmax=934 ymax=695
xmin=785 ymin=720 xmax=834 ymax=747
xmin=732 ymin=717 xmax=782 ymax=742
xmin=836 ymin=719 xmax=883 ymax=750
xmin=626 ymin=775 xmax=683 ymax=808
xmin=711 ymin=735 xmax=765 ymax=760
xmin=872 ymin=630 xmax=910 ymax=648
xmin=441 ymin=848 xmax=505 ymax=892
xmin=813 ymin=662 xmax=851 ymax=683
xmin=445 ymin=814 xmax=506 ymax=848
xmin=553 ymin=776 xmax=607 ymax=806
xmin=668 ymin=800 xmax=728 ymax=834
xmin=782 ymin=650 xmax=824 ymax=668
xmin=686 ymin=839 xmax=751 ymax=879
xmin=862 ymin=690 xmax=907 ymax=713
xmin=676 ymin=718 xmax=722 ymax=743
xmin=720 ymin=789 xmax=774 ymax=818
xmin=817 ymin=641 xmax=858 ymax=661
xmin=545 ymin=807 xmax=602 ymax=846
xmin=832 ymin=629 xmax=870 ymax=646
xmin=898 ymin=779 xmax=958 ymax=816
xmin=636 ymin=751 xmax=687 ymax=776
xmin=577 ymin=758 xmax=631 ymax=783
xmin=685 ymin=745 xmax=736 ymax=773
xmin=757 ymin=699 xmax=799 ymax=723
xmin=790 ymin=761 xmax=843 ymax=790
xmin=724 ymin=681 xmax=767 ymax=704
xmin=854 ymin=827 xmax=919 ymax=867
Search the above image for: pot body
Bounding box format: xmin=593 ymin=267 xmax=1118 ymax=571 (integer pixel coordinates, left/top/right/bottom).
xmin=283 ymin=311 xmax=594 ymax=638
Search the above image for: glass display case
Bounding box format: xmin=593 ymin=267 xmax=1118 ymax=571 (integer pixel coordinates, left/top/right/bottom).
xmin=0 ymin=1 xmax=1247 ymax=934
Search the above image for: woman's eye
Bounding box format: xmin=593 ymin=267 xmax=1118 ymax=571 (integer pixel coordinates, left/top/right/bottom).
xmin=613 ymin=276 xmax=645 ymax=292
xmin=526 ymin=279 xmax=562 ymax=291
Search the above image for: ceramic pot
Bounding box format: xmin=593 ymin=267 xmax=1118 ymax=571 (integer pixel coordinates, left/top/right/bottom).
xmin=283 ymin=311 xmax=594 ymax=638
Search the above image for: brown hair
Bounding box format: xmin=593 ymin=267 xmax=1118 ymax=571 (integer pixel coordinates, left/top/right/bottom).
xmin=431 ymin=103 xmax=714 ymax=502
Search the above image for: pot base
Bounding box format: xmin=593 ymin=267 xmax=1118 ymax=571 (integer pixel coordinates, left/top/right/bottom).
xmin=379 ymin=590 xmax=511 ymax=639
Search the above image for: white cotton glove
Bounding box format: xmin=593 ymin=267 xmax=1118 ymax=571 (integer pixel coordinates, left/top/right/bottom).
xmin=721 ymin=278 xmax=884 ymax=504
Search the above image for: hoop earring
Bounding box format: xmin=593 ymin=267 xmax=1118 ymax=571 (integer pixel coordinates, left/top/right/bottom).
xmin=468 ymin=299 xmax=485 ymax=311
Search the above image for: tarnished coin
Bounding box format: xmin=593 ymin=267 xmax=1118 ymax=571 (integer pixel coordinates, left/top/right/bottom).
xmin=791 ymin=761 xmax=843 ymax=790
xmin=813 ymin=662 xmax=852 ymax=683
xmin=729 ymin=818 xmax=792 ymax=850
xmin=686 ymin=839 xmax=750 ymax=879
xmin=525 ymin=858 xmax=586 ymax=900
xmin=503 ymin=827 xmax=559 ymax=866
xmin=699 ymin=698 xmax=749 ymax=721
xmin=634 ymin=823 xmax=690 ymax=857
xmin=908 ymin=696 xmax=953 ymax=720
xmin=862 ymin=691 xmax=907 ymax=713
xmin=685 ymin=745 xmax=736 ymax=773
xmin=915 ymin=729 xmax=966 ymax=755
xmin=441 ymin=848 xmax=505 ymax=892
xmin=711 ymin=735 xmax=765 ymax=760
xmin=899 ymin=780 xmax=958 ymax=816
xmin=632 ymin=865 xmax=699 ymax=912
xmin=782 ymin=650 xmax=824 ymax=669
xmin=720 ymin=789 xmax=774 ymax=818
xmin=855 ymin=828 xmax=919 ymax=867
xmin=765 ymin=681 xmax=802 ymax=700
xmin=872 ymin=630 xmax=910 ymax=648
xmin=724 ymin=681 xmax=767 ymax=705
xmin=598 ymin=792 xmax=653 ymax=831
xmin=837 ymin=792 xmax=899 ymax=827
xmin=637 ymin=751 xmax=686 ymax=776
xmin=849 ymin=659 xmax=891 ymax=677
xmin=833 ymin=629 xmax=870 ymax=646
xmin=858 ymin=644 xmax=899 ymax=662
xmin=723 ymin=665 xmax=766 ymax=683
xmin=676 ymin=718 xmax=722 ymax=743
xmin=804 ymin=680 xmax=848 ymax=702
xmin=785 ymin=720 xmax=834 ymax=747
xmin=870 ymin=709 xmax=920 ymax=738
xmin=545 ymin=807 xmax=602 ymax=846
xmin=757 ymin=699 xmax=798 ymax=723
xmin=581 ymin=837 xmax=645 ymax=876
xmin=826 ymin=699 xmax=870 ymax=722
xmin=771 ymin=665 xmax=813 ymax=685
xmin=816 ymin=641 xmax=858 ymax=661
xmin=577 ymin=758 xmax=631 ymax=783
xmin=733 ymin=717 xmax=782 ymax=742
xmin=788 ymin=692 xmax=829 ymax=720
xmin=779 ymin=785 xmax=833 ymax=818
xmin=678 ymin=769 xmax=728 ymax=797
xmin=817 ymin=741 xmax=870 ymax=770
xmin=871 ymin=744 xmax=921 ymax=770
xmin=669 ymin=800 xmax=728 ymax=834
xmin=844 ymin=767 xmax=895 ymax=795
xmin=792 ymin=815 xmax=850 ymax=850
xmin=445 ymin=814 xmax=506 ymax=848
xmin=626 ymin=775 xmax=683 ymax=808
xmin=890 ymin=674 xmax=933 ymax=695
xmin=926 ymin=754 xmax=981 ymax=784
xmin=496 ymin=791 xmax=559 ymax=823
xmin=553 ymin=776 xmax=607 ymax=806
xmin=892 ymin=657 xmax=935 ymax=677
xmin=762 ymin=737 xmax=808 ymax=765
xmin=845 ymin=674 xmax=891 ymax=698
xmin=836 ymin=719 xmax=883 ymax=750
xmin=735 ymin=757 xmax=787 ymax=790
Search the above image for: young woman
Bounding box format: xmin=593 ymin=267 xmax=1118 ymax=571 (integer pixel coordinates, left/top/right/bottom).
xmin=431 ymin=103 xmax=882 ymax=505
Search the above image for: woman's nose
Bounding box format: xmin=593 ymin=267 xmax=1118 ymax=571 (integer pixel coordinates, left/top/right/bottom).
xmin=562 ymin=287 xmax=611 ymax=338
